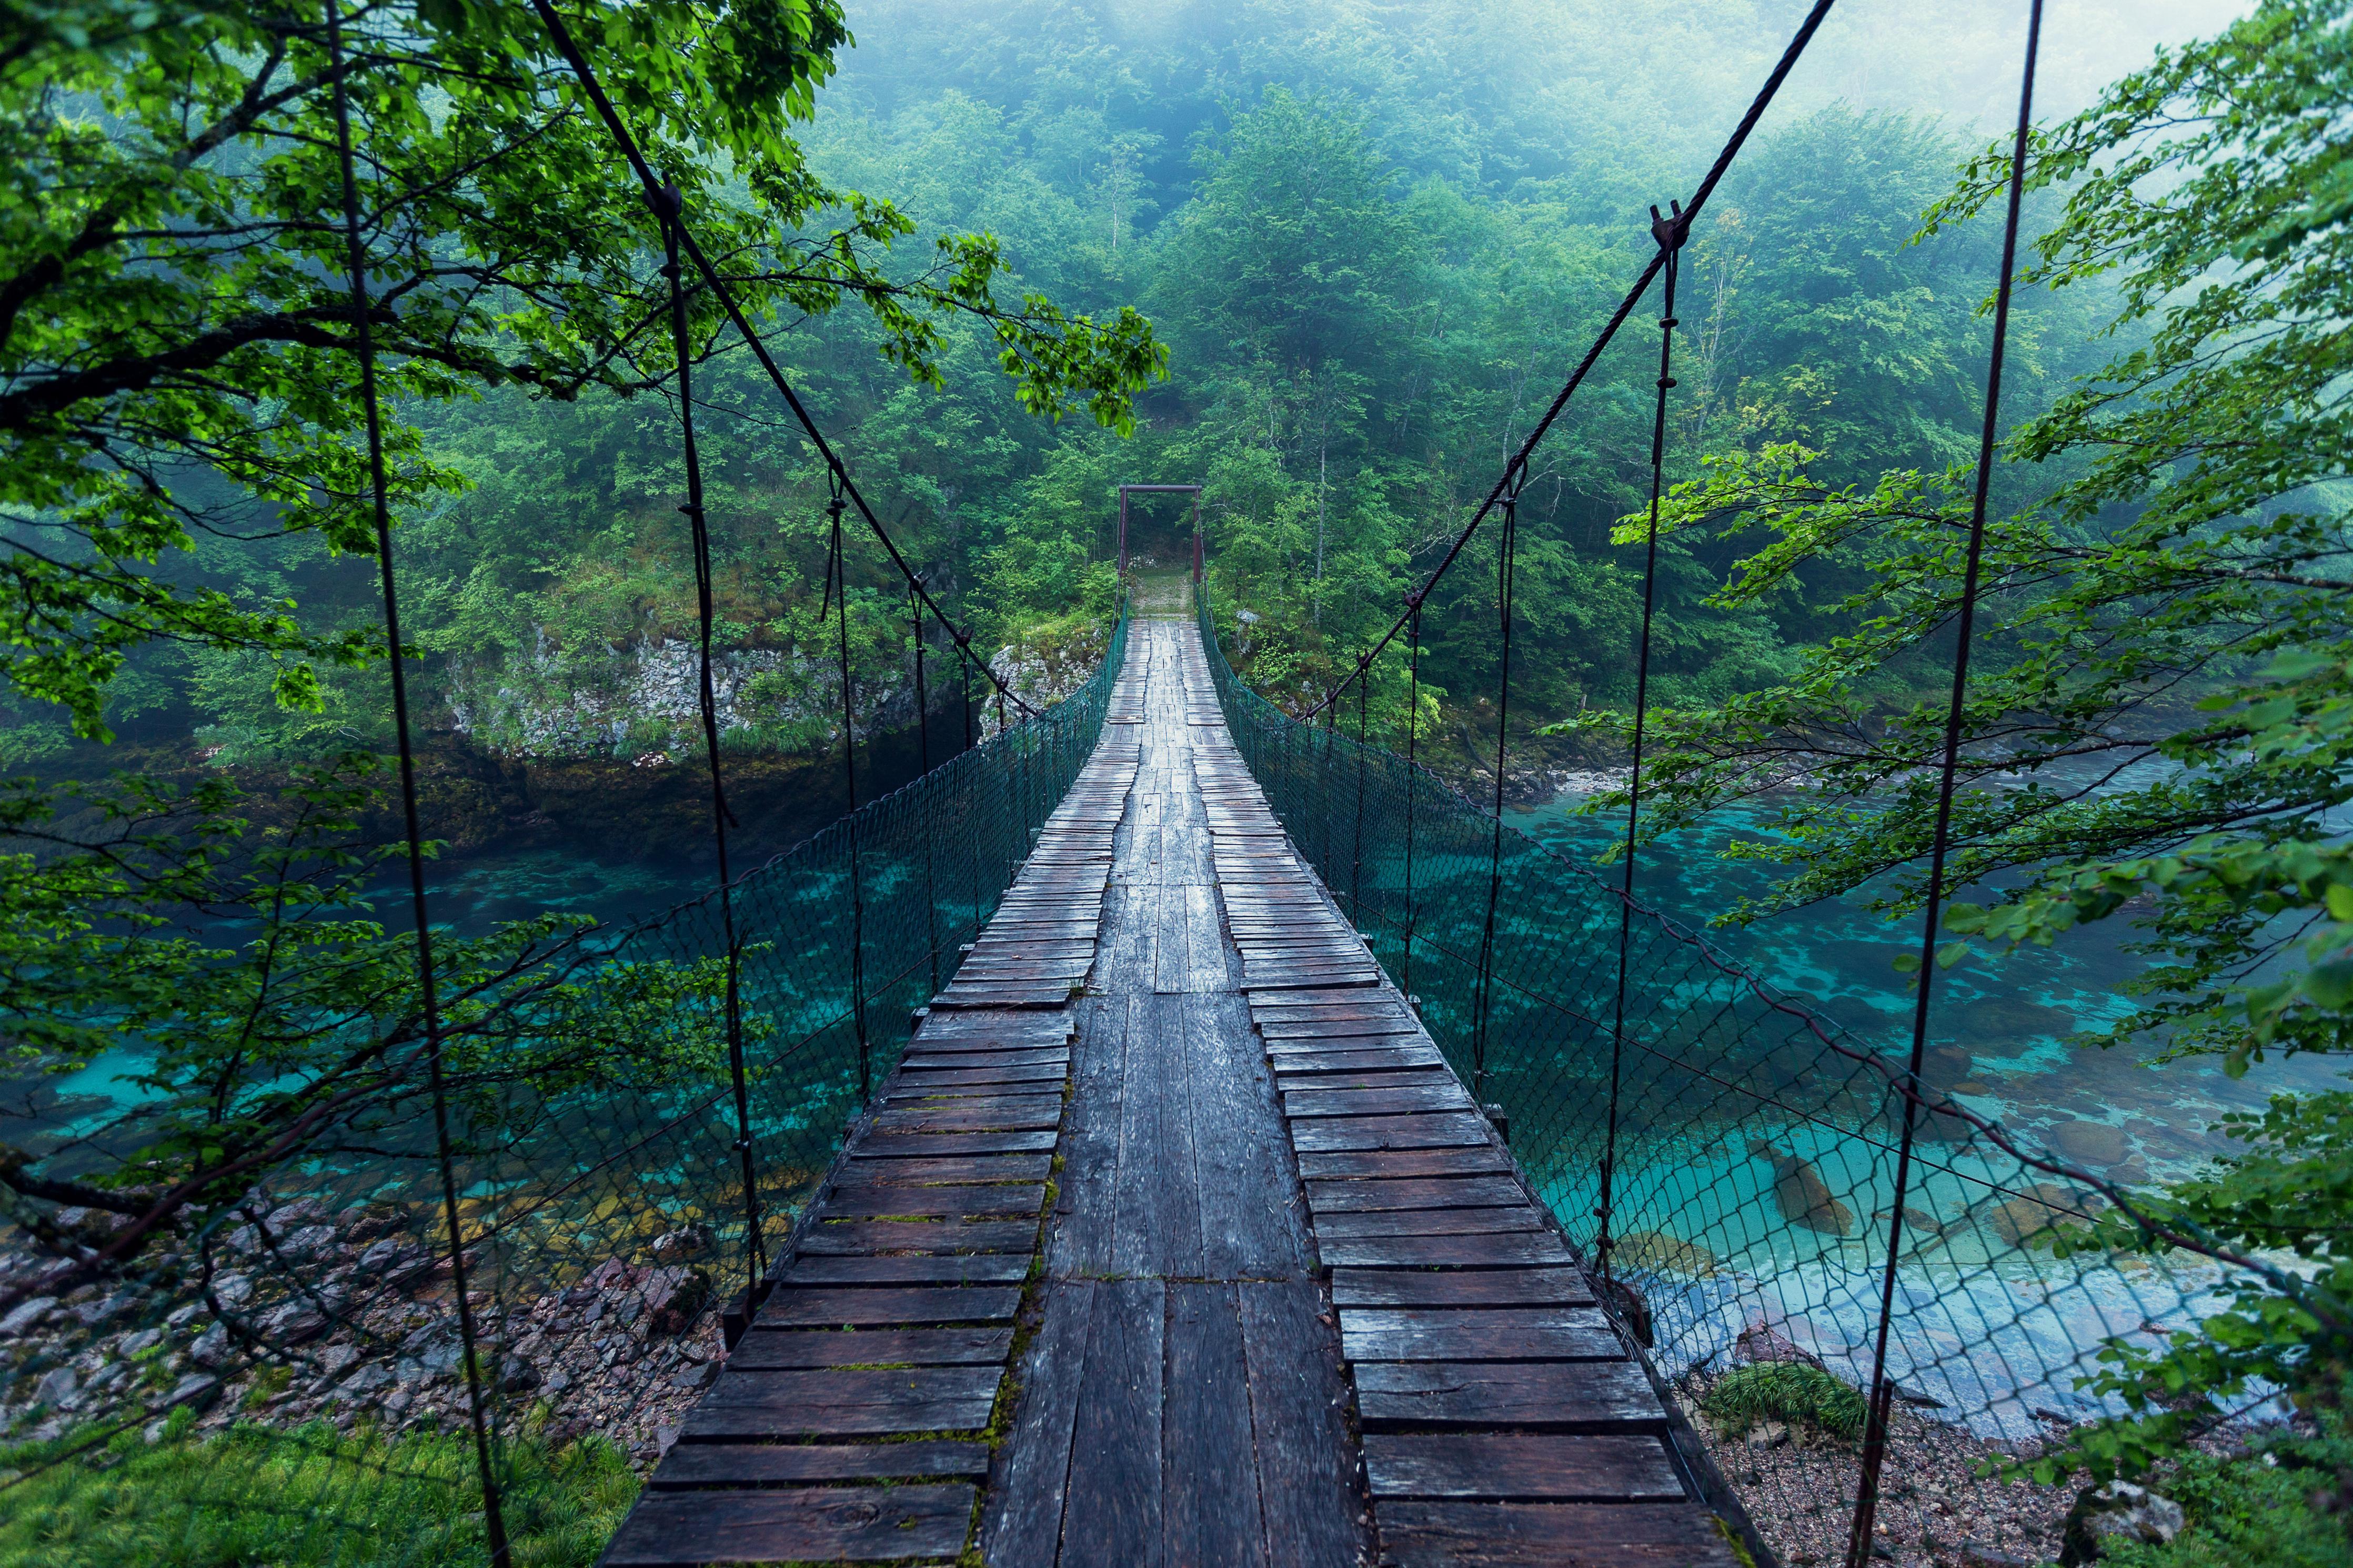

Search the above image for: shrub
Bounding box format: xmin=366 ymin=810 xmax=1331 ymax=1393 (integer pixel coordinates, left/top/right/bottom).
xmin=2100 ymin=1409 xmax=2353 ymax=1568
xmin=1703 ymin=1362 xmax=1869 ymax=1442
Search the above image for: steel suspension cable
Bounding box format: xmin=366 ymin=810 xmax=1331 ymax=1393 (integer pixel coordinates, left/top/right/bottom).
xmin=521 ymin=0 xmax=1037 ymax=722
xmin=650 ymin=184 xmax=767 ymax=1294
xmin=821 ymin=479 xmax=873 ymax=1100
xmin=962 ymin=651 xmax=980 ymax=932
xmin=1470 ymin=477 xmax=1523 ymax=1104
xmin=1351 ymin=653 xmax=1369 ymax=915
xmin=1402 ymin=596 xmax=1423 ymax=1005
xmin=911 ymin=579 xmax=939 ymax=996
xmin=324 ymin=9 xmax=509 ymax=1561
xmin=1846 ymin=6 xmax=2044 ymax=1565
xmin=1599 ymin=207 xmax=1685 ymax=1288
xmin=1298 ymin=0 xmax=1837 ymax=726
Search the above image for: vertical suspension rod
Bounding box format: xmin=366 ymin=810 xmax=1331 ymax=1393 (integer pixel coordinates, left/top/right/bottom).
xmin=651 ymin=187 xmax=765 ymax=1290
xmin=1471 ymin=478 xmax=1522 ymax=1102
xmin=325 ymin=13 xmax=510 ymax=1563
xmin=822 ymin=485 xmax=872 ymax=1102
xmin=1848 ymin=7 xmax=2043 ymax=1565
xmin=1601 ymin=205 xmax=1684 ymax=1287
xmin=911 ymin=580 xmax=938 ymax=997
xmin=1402 ymin=598 xmax=1423 ymax=1005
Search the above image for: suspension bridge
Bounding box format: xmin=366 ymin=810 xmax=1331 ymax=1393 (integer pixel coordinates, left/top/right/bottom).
xmin=601 ymin=598 xmax=1747 ymax=1567
xmin=13 ymin=1 xmax=2268 ymax=1565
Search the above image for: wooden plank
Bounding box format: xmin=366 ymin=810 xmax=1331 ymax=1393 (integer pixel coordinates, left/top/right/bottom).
xmin=601 ymin=1484 xmax=974 ymax=1564
xmin=1165 ymin=1282 xmax=1268 ymax=1568
xmin=830 ymin=1152 xmax=1051 ymax=1183
xmin=1239 ymin=1278 xmax=1367 ymax=1566
xmin=700 ymin=1363 xmax=1002 ymax=1409
xmin=1290 ymin=1113 xmax=1493 ymax=1154
xmin=1375 ymin=1502 xmax=1738 ymax=1568
xmin=778 ymin=1253 xmax=1031 ymax=1287
xmin=1276 ymin=1067 xmax=1458 ymax=1094
xmin=1297 ymin=1147 xmax=1513 ymax=1180
xmin=853 ymin=1129 xmax=1058 ymax=1157
xmin=914 ymin=1015 xmax=1073 ymax=1040
xmin=1331 ymin=1269 xmax=1596 ymax=1309
xmin=1361 ymin=1433 xmax=1685 ymax=1502
xmin=681 ymin=1393 xmax=996 ymax=1440
xmin=1305 ymin=1176 xmax=1527 ymax=1213
xmin=902 ymin=1035 xmax=1071 ymax=1058
xmin=1186 ymin=883 xmax=1229 ymax=992
xmin=1049 ymin=991 xmax=1122 ymax=1276
xmin=1352 ymin=1361 xmax=1665 ymax=1429
xmin=890 ymin=1062 xmax=1069 ymax=1089
xmin=1242 ymin=973 xmax=1379 ymax=992
xmin=1316 ymin=1232 xmax=1576 ymax=1270
xmin=822 ymin=1183 xmax=1045 ymax=1219
xmin=648 ymin=1440 xmax=990 ymax=1488
xmin=1264 ymin=1037 xmax=1447 ymax=1061
xmin=1272 ymin=1046 xmax=1450 ymax=1075
xmin=1313 ymin=1207 xmax=1547 ymax=1240
xmin=1185 ymin=990 xmax=1312 ymax=1280
xmin=1343 ymin=1318 xmax=1622 ymax=1363
xmin=729 ymin=1326 xmax=1013 ymax=1368
xmin=797 ymin=1219 xmax=1038 ymax=1255
xmin=1281 ymin=1084 xmax=1479 ymax=1119
xmin=752 ymin=1286 xmax=1021 ymax=1327
xmin=1062 ymin=1269 xmax=1164 ymax=1567
xmin=1112 ymin=992 xmax=1202 ymax=1278
xmin=981 ymin=1281 xmax=1095 ymax=1563
xmin=870 ymin=1095 xmax=1062 ymax=1132
xmin=897 ymin=1048 xmax=1070 ymax=1074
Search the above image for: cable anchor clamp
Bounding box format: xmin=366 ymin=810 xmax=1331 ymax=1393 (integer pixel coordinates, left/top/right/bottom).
xmin=1648 ymin=198 xmax=1687 ymax=251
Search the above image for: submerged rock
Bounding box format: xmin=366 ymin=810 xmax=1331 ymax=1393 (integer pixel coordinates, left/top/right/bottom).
xmin=1748 ymin=1142 xmax=1855 ymax=1236
xmin=2046 ymin=1119 xmax=2128 ymax=1168
xmin=1988 ymin=1183 xmax=2097 ymax=1248
xmin=1616 ymin=1230 xmax=1717 ymax=1278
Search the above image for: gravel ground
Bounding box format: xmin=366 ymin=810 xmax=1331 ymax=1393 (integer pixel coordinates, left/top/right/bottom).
xmin=1676 ymin=1382 xmax=2076 ymax=1567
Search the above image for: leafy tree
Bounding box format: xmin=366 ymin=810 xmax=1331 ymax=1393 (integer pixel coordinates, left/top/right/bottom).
xmin=1565 ymin=0 xmax=2353 ymax=1474
xmin=0 ymin=0 xmax=1162 ymax=745
xmin=0 ymin=0 xmax=1165 ymax=1288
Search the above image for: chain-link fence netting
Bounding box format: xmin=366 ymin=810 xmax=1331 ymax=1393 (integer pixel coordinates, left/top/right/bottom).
xmin=1195 ymin=591 xmax=2246 ymax=1567
xmin=0 ymin=608 xmax=1126 ymax=1566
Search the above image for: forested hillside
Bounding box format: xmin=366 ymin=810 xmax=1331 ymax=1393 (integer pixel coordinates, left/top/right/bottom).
xmin=0 ymin=0 xmax=2196 ymax=790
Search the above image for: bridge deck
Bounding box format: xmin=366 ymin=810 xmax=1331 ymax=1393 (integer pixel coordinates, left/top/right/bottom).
xmin=602 ymin=617 xmax=1737 ymax=1567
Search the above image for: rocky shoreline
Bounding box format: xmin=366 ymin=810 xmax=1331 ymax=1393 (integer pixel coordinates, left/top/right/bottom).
xmin=0 ymin=1200 xmax=736 ymax=1474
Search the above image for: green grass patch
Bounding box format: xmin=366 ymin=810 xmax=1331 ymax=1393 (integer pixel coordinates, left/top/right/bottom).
xmin=1701 ymin=1363 xmax=1868 ymax=1442
xmin=0 ymin=1410 xmax=639 ymax=1567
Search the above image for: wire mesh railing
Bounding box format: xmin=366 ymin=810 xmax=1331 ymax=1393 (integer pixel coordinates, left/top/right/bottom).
xmin=0 ymin=605 xmax=1125 ymax=1566
xmin=1195 ymin=588 xmax=2236 ymax=1568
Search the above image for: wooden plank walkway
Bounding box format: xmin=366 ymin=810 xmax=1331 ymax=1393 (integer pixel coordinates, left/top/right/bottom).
xmin=980 ymin=618 xmax=1365 ymax=1568
xmin=1179 ymin=625 xmax=1743 ymax=1568
xmin=604 ymin=613 xmax=1743 ymax=1566
xmin=599 ymin=659 xmax=1144 ymax=1567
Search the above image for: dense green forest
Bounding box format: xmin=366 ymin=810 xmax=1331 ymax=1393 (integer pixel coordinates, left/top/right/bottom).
xmin=0 ymin=0 xmax=2178 ymax=775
